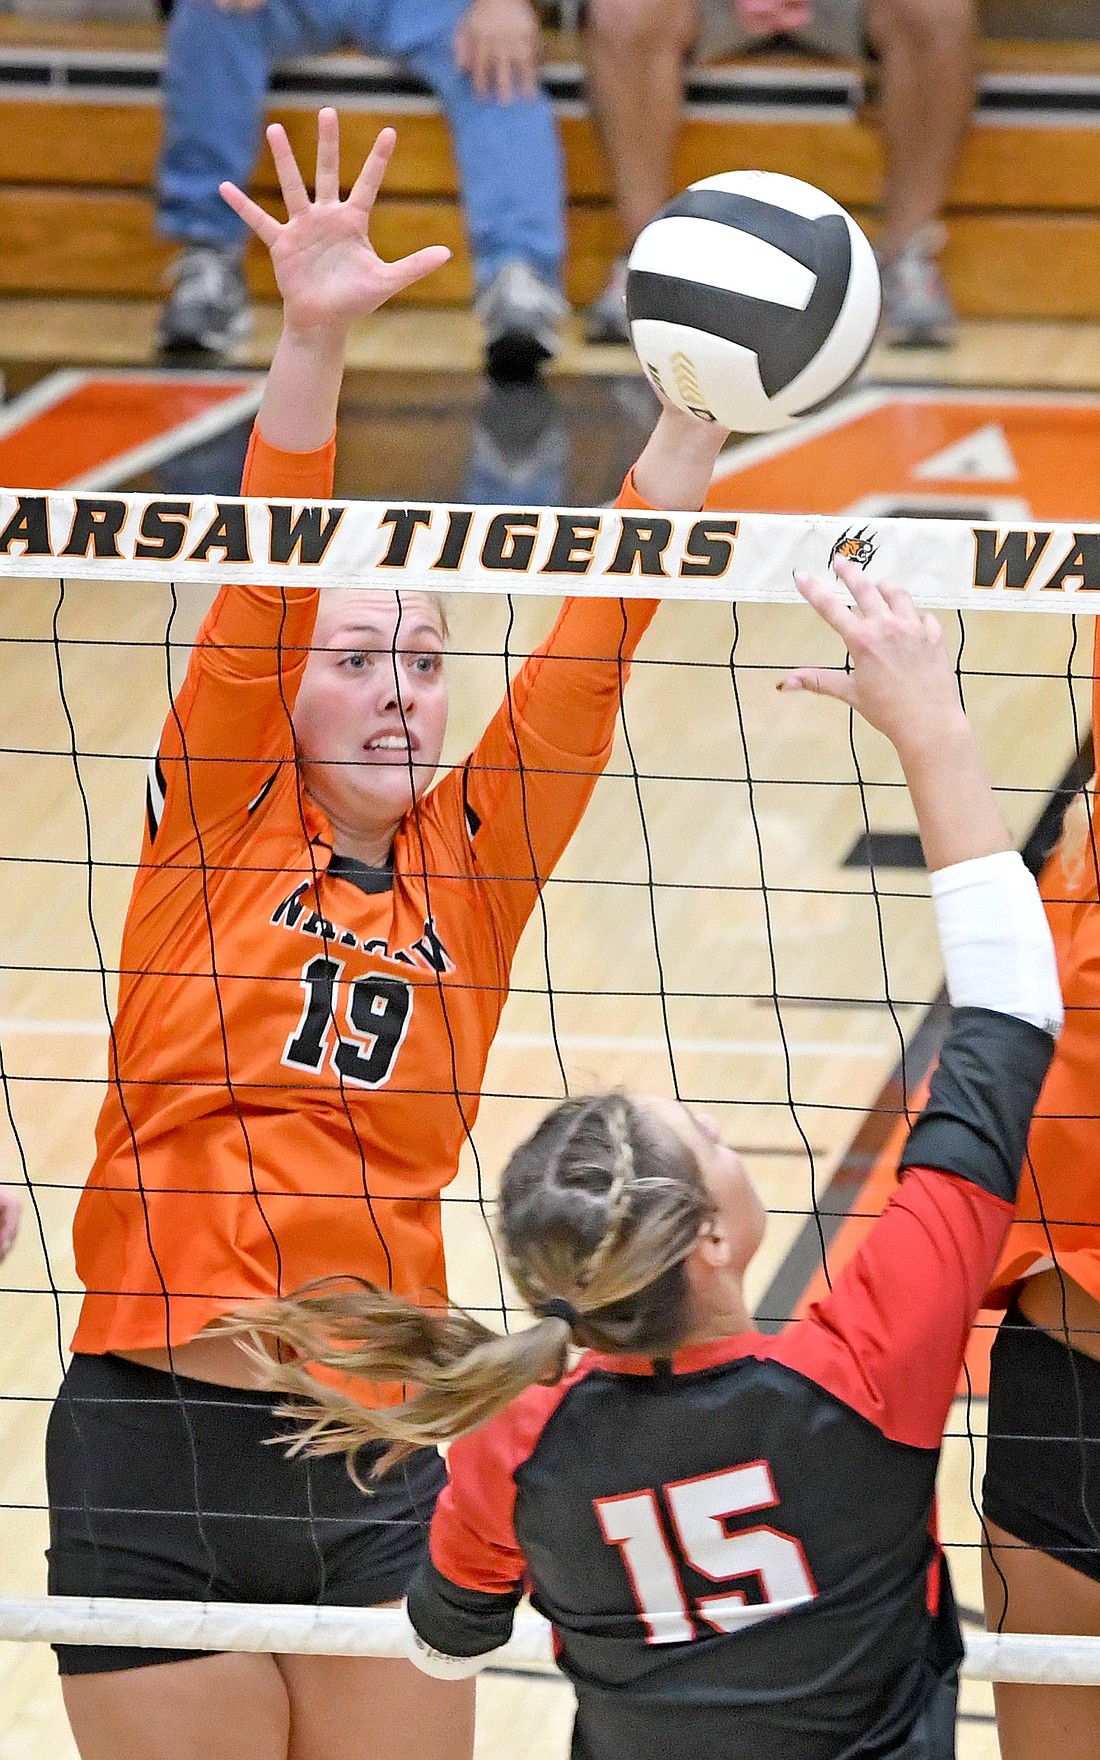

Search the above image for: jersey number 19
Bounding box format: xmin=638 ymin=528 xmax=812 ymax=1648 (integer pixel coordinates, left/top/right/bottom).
xmin=284 ymin=956 xmax=414 ymax=1088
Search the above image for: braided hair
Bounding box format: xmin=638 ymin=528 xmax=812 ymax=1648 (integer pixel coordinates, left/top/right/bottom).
xmin=228 ymin=1094 xmax=715 ymax=1474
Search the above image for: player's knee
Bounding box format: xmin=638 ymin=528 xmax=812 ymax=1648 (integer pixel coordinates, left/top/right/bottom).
xmin=586 ymin=0 xmax=696 ymax=57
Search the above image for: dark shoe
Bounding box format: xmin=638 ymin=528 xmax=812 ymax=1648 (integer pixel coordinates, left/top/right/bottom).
xmin=476 ymin=260 xmax=568 ymax=383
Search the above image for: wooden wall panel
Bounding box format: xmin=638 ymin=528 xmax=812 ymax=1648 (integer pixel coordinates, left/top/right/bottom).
xmin=0 ymin=188 xmax=464 ymax=300
xmin=5 ymin=186 xmax=1100 ymax=317
xmin=938 ymin=212 xmax=1100 ymax=318
xmin=4 ymin=99 xmax=1100 ymax=212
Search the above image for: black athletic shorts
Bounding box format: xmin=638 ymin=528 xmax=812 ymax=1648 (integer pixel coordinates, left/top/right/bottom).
xmin=46 ymin=1352 xmax=445 ymax=1674
xmin=983 ymin=1296 xmax=1100 ymax=1583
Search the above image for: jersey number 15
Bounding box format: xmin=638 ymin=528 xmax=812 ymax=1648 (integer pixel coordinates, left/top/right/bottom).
xmin=594 ymin=1461 xmax=817 ymax=1645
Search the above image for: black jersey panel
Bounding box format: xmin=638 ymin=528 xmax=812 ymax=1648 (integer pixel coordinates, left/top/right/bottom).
xmin=514 ymin=1356 xmax=948 ymax=1760
xmin=899 ymin=1006 xmax=1054 ymax=1204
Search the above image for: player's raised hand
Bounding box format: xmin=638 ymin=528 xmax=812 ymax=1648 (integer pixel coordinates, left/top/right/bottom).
xmin=779 ymin=556 xmax=967 ymax=759
xmin=219 ymin=110 xmax=451 ymax=333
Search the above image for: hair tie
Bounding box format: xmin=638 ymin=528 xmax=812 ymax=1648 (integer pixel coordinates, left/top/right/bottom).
xmin=535 ymin=1296 xmax=578 ymax=1327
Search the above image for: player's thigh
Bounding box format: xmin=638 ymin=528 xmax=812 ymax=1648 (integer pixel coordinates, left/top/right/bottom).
xmin=278 ymin=1653 xmax=475 ymax=1760
xmin=62 ymin=1651 xmax=290 ymax=1760
xmin=983 ymin=1520 xmax=1100 ymax=1760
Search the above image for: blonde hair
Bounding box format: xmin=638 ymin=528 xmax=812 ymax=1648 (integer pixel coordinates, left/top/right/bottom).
xmin=229 ymin=1095 xmax=714 ymax=1475
xmin=425 ymin=592 xmax=449 ymax=642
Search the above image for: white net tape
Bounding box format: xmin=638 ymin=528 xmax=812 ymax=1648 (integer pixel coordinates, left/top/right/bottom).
xmin=1 ymin=490 xmax=1098 ymax=608
xmin=0 ymin=1600 xmax=1092 ymax=1684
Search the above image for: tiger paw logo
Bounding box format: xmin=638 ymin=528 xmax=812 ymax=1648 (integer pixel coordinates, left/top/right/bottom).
xmin=829 ymin=526 xmax=877 ymax=569
xmin=670 ymin=352 xmax=717 ymax=424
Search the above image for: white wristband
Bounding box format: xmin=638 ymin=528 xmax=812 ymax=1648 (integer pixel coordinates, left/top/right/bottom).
xmin=400 ymin=1599 xmax=497 ymax=1680
xmin=930 ymin=850 xmax=1062 ymax=1038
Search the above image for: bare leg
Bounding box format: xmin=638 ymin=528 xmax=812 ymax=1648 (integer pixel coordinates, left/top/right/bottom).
xmin=866 ymin=0 xmax=976 ymax=261
xmin=982 ymin=1518 xmax=1100 ymax=1760
xmin=583 ymin=0 xmax=698 ymax=250
xmin=278 ymin=1654 xmax=475 ymax=1760
xmin=62 ymin=1652 xmax=291 ymax=1760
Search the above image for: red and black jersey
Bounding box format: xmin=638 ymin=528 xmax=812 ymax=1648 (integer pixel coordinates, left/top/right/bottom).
xmin=407 ymin=1008 xmax=1054 ymax=1760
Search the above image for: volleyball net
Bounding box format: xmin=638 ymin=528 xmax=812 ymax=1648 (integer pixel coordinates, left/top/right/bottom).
xmin=0 ymin=489 xmax=1098 ymax=1689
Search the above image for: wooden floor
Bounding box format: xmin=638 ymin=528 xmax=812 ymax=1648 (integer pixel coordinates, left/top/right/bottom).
xmin=10 ymin=302 xmax=1100 ymax=391
xmin=1 ymin=313 xmax=1100 ymax=1757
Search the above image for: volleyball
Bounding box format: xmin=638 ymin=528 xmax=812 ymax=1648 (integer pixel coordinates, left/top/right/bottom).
xmin=626 ymin=171 xmax=881 ymax=434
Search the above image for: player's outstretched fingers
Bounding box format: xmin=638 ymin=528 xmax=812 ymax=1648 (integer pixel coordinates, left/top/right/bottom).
xmin=348 ymin=125 xmax=398 ymax=216
xmin=219 ymin=180 xmax=281 ymax=247
xmin=382 ymin=244 xmax=453 ymax=297
xmin=792 ymin=568 xmax=861 ymax=643
xmin=266 ymin=122 xmax=311 ymax=216
xmin=777 ymin=667 xmax=856 ymax=705
xmin=314 ymin=105 xmax=341 ymax=206
xmin=831 ymin=554 xmax=888 ymax=619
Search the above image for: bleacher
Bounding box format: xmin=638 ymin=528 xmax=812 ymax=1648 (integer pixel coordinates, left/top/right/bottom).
xmin=1 ymin=2 xmax=1098 ymax=316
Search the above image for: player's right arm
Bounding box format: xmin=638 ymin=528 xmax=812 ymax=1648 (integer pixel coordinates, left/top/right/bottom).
xmin=145 ymin=433 xmax=330 ymax=863
xmin=146 ymin=112 xmax=450 ymax=869
xmin=773 ymin=561 xmax=1062 ymax=1445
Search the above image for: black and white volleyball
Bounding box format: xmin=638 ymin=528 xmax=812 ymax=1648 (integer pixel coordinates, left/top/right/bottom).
xmin=626 ymin=171 xmax=881 ymax=434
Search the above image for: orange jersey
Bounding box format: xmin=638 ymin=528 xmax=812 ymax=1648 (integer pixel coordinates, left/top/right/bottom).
xmin=72 ymin=430 xmax=657 ymax=1354
xmin=991 ymin=619 xmax=1100 ymax=1305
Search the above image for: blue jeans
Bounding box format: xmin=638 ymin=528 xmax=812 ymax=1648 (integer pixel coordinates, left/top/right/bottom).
xmin=158 ymin=0 xmax=564 ymax=288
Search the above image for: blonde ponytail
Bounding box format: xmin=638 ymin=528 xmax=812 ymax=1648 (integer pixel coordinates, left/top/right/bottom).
xmin=226 ymin=1280 xmax=570 ymax=1477
xmin=229 ymin=1094 xmax=713 ymax=1475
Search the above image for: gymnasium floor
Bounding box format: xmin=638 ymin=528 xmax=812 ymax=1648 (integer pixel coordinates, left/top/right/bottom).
xmin=1 ymin=310 xmax=1099 ymax=1758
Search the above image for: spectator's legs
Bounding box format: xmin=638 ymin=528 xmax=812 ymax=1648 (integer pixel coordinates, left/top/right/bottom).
xmin=395 ymin=18 xmax=567 ymax=378
xmin=158 ymin=0 xmax=329 ymax=247
xmin=581 ymin=0 xmax=696 ymax=341
xmin=584 ymin=0 xmax=696 ymax=249
xmin=867 ymin=0 xmax=975 ymax=259
xmin=156 ymin=0 xmax=340 ymax=355
xmin=866 ymin=0 xmax=974 ymax=343
xmin=405 ymin=35 xmax=564 ymax=288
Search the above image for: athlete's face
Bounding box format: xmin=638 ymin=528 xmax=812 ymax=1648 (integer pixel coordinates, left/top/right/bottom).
xmin=294 ymin=590 xmax=449 ymax=851
xmin=640 ymin=1096 xmax=767 ymax=1303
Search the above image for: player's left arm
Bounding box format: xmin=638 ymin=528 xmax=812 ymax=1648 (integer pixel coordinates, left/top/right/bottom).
xmin=778 ymin=1007 xmax=1053 ymax=1449
xmin=449 ymin=405 xmax=729 ymax=948
xmin=401 ymin=1412 xmax=530 ymax=1676
xmin=774 ymin=560 xmax=1063 ymax=1446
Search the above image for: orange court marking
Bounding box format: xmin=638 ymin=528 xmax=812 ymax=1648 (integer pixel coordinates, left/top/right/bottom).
xmin=707 ymin=386 xmax=1100 ymax=523
xmin=0 ymin=369 xmax=262 ymax=491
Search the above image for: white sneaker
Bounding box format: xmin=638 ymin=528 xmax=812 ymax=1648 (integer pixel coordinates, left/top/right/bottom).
xmin=878 ymin=224 xmax=956 ymax=349
xmin=584 ymin=256 xmax=630 ymax=345
xmin=475 ymin=260 xmax=568 ymax=383
xmin=157 ymin=244 xmax=251 ymax=359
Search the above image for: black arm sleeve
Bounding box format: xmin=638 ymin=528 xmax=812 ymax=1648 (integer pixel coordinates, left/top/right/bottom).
xmin=898 ymin=1006 xmax=1055 ymax=1204
xmin=406 ymin=1558 xmax=523 ymax=1659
